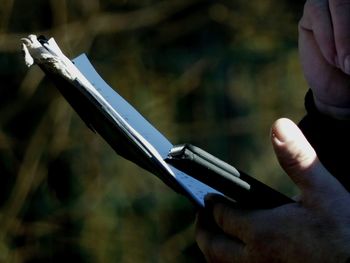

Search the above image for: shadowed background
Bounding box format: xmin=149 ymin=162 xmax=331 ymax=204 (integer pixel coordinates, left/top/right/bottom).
xmin=0 ymin=0 xmax=306 ymax=262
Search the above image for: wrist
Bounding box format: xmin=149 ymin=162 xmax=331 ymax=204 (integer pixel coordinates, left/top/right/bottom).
xmin=305 ymin=90 xmax=350 ymax=121
xmin=313 ymin=96 xmax=350 ymax=120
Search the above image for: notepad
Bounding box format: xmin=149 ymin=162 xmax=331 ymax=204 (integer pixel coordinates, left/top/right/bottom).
xmin=21 ymin=35 xmax=221 ymax=207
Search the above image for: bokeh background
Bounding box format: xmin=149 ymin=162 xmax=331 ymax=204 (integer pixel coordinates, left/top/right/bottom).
xmin=0 ymin=0 xmax=307 ymax=262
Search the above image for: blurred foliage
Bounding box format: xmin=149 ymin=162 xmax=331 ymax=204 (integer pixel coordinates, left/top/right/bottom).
xmin=0 ymin=0 xmax=307 ymax=262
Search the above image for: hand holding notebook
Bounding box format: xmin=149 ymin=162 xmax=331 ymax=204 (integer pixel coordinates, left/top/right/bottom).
xmin=21 ymin=35 xmax=292 ymax=208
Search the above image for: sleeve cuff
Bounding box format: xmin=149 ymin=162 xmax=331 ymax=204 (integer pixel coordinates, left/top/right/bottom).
xmin=304 ymin=90 xmax=350 ymax=130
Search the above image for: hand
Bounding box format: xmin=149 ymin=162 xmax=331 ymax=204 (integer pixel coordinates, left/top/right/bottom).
xmin=195 ymin=118 xmax=350 ymax=263
xmin=299 ymin=0 xmax=350 ymax=119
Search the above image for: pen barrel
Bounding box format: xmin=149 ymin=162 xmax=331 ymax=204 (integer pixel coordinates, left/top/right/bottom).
xmin=166 ymin=145 xmax=294 ymax=209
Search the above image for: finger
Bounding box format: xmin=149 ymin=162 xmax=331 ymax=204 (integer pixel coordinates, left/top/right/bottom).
xmin=209 ymin=200 xmax=293 ymax=244
xmin=204 ymin=194 xmax=256 ymax=242
xmin=329 ymin=0 xmax=350 ymax=73
xmin=300 ymin=0 xmax=337 ymax=66
xmin=209 ymin=200 xmax=256 ymax=242
xmin=196 ymin=233 xmax=245 ymax=262
xmin=299 ymin=24 xmax=350 ymax=113
xmin=196 ymin=214 xmax=246 ymax=263
xmin=271 ymin=118 xmax=346 ymax=197
xmin=298 ymin=21 xmax=334 ymax=96
xmin=271 ymin=118 xmax=317 ymax=182
xmin=205 ymin=194 xmax=278 ymax=242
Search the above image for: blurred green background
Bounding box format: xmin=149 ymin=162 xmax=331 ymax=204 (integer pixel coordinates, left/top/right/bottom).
xmin=0 ymin=0 xmax=307 ymax=262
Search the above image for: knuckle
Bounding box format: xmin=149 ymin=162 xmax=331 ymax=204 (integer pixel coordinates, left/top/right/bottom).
xmin=298 ymin=17 xmax=308 ymax=32
xmin=283 ymin=154 xmax=307 ymax=173
xmin=304 ymin=0 xmax=329 ymax=20
xmin=280 ymin=144 xmax=315 ymax=176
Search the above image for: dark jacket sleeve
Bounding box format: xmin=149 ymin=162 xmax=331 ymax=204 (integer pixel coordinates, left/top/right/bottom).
xmin=298 ymin=90 xmax=350 ymax=191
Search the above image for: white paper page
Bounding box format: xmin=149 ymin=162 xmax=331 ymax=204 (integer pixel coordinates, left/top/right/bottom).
xmin=73 ymin=54 xmax=220 ymax=207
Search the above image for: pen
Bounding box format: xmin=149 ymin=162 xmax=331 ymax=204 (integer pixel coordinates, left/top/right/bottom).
xmin=166 ymin=144 xmax=294 ymax=208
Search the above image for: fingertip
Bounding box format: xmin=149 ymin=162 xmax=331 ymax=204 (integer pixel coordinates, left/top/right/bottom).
xmin=270 ymin=118 xmax=318 ymax=188
xmin=269 ymin=118 xmax=345 ymax=199
xmin=271 ymin=118 xmax=301 ymax=143
xmin=271 ymin=117 xmax=315 ymax=152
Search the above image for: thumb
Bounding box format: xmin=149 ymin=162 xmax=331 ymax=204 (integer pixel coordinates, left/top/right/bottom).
xmin=271 ymin=118 xmax=345 ymax=198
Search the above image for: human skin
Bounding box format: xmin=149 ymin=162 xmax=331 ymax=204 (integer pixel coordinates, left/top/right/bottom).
xmin=195 ymin=0 xmax=350 ymax=261
xmin=299 ymin=0 xmax=350 ymax=119
xmin=195 ymin=118 xmax=350 ymax=262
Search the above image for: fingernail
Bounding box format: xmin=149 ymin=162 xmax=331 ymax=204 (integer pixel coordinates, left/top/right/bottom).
xmin=272 ymin=118 xmax=298 ymax=143
xmin=344 ymin=56 xmax=350 ymax=75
